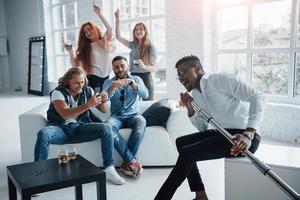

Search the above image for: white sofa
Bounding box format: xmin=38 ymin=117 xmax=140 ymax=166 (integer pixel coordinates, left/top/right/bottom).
xmin=19 ymin=101 xmax=198 ymax=167
xmin=19 ymin=101 xmax=300 ymax=168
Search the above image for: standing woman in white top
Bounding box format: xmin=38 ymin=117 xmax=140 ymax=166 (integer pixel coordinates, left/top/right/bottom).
xmin=64 ymin=2 xmax=113 ymax=91
xmin=114 ymin=9 xmax=157 ymax=100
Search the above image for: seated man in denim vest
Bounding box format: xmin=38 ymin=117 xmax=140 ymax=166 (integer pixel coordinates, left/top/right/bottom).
xmin=103 ymin=56 xmax=149 ymax=177
xmin=34 ymin=67 xmax=125 ymax=185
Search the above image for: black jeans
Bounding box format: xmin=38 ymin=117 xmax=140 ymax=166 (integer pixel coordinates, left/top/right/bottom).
xmin=87 ymin=74 xmax=109 ymax=92
xmin=131 ymin=72 xmax=153 ymax=100
xmin=154 ymin=129 xmax=261 ymax=200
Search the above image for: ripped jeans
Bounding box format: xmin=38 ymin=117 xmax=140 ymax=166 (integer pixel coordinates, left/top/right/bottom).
xmin=106 ymin=114 xmax=146 ymax=163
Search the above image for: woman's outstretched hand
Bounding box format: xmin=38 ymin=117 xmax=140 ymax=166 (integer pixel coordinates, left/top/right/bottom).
xmin=114 ymin=8 xmax=120 ymax=18
xmin=64 ymin=43 xmax=73 ymax=53
xmin=93 ymin=1 xmax=103 ymax=16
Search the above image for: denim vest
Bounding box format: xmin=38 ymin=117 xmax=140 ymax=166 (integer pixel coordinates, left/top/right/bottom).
xmin=47 ymin=86 xmax=93 ymax=125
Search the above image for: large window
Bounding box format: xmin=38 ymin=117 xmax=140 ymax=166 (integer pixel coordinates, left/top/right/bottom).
xmin=216 ymin=0 xmax=300 ymax=103
xmin=46 ymin=0 xmax=166 ymax=97
xmin=113 ymin=0 xmax=166 ymax=95
xmin=48 ymin=0 xmax=78 ymax=81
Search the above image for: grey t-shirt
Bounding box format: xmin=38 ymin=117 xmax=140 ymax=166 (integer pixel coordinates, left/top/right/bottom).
xmin=129 ymin=41 xmax=157 ymax=73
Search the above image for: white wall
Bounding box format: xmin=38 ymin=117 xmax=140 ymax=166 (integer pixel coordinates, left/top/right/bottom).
xmin=3 ymin=0 xmax=44 ymax=92
xmin=165 ymin=0 xmax=214 ymax=99
xmin=0 ymin=0 xmax=10 ymax=90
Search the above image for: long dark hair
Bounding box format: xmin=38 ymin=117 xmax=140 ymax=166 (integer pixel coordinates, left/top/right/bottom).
xmin=132 ymin=22 xmax=155 ymax=66
xmin=75 ymin=22 xmax=102 ymax=74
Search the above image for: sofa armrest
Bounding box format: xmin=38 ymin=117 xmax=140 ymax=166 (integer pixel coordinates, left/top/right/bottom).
xmin=166 ymin=109 xmax=198 ymax=142
xmin=19 ymin=103 xmax=48 ymax=163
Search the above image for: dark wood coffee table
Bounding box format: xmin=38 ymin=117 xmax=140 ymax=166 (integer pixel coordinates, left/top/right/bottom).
xmin=7 ymin=155 xmax=106 ymax=200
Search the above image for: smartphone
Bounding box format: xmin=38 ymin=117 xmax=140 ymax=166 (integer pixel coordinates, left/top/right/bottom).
xmin=94 ymin=87 xmax=101 ymax=94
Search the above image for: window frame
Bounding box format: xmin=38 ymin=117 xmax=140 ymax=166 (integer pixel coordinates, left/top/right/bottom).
xmin=46 ymin=0 xmax=167 ymax=97
xmin=48 ymin=0 xmax=79 ymax=82
xmin=214 ymin=0 xmax=300 ymax=104
xmin=112 ymin=0 xmax=167 ymax=95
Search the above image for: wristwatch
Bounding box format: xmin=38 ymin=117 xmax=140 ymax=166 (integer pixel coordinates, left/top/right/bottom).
xmin=243 ymin=131 xmax=255 ymax=140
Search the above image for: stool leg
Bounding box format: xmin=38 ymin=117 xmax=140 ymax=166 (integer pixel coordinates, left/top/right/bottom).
xmin=75 ymin=185 xmax=83 ymax=200
xmin=8 ymin=176 xmax=17 ymax=200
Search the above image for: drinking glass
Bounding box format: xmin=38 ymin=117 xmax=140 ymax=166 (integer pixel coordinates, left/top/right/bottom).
xmin=57 ymin=147 xmax=69 ymax=164
xmin=66 ymin=146 xmax=77 ymax=160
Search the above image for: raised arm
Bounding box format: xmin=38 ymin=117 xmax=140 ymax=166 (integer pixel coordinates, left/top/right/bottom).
xmin=114 ymin=8 xmax=130 ymax=47
xmin=93 ymin=2 xmax=112 ymax=41
xmin=64 ymin=43 xmax=79 ymax=67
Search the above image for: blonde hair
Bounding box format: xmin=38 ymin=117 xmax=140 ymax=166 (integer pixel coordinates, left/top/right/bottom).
xmin=132 ymin=22 xmax=155 ymax=66
xmin=58 ymin=67 xmax=88 ymax=89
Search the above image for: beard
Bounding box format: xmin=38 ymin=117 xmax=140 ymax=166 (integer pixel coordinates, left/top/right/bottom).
xmin=116 ymin=71 xmax=129 ymax=79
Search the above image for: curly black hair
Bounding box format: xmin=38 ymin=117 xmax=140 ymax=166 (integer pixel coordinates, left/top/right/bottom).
xmin=175 ymin=55 xmax=203 ymax=70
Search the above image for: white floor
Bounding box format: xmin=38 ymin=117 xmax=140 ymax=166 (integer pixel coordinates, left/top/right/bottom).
xmin=0 ymin=91 xmax=224 ymax=200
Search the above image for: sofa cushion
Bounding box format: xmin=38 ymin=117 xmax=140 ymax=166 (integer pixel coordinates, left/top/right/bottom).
xmin=142 ymin=99 xmax=171 ymax=127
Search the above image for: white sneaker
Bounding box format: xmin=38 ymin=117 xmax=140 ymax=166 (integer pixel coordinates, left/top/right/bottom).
xmin=104 ymin=166 xmax=125 ymax=185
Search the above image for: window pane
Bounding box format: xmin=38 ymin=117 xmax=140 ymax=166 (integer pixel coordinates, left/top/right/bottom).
xmin=55 ymin=56 xmax=71 ymax=79
xmin=217 ymin=6 xmax=247 ymax=49
xmin=217 ymin=54 xmax=247 ymax=81
xmin=52 ymin=0 xmax=63 ymax=5
xmin=64 ymin=3 xmax=76 ymax=28
xmin=54 ymin=32 xmax=64 ymax=54
xmin=118 ymin=0 xmax=130 ymax=19
xmin=216 ymin=0 xmax=246 ymax=6
xmin=151 ymin=19 xmax=166 ymax=51
xmin=53 ymin=6 xmax=63 ymax=30
xmin=252 ymin=53 xmax=288 ymax=95
xmin=252 ymin=0 xmax=291 ymax=48
xmin=152 ymin=0 xmax=165 ymax=15
xmin=295 ymin=54 xmax=300 ymax=96
xmin=296 ymin=1 xmax=300 ymax=47
xmin=132 ymin=0 xmax=149 ymax=18
xmin=156 ymin=54 xmax=166 ymax=83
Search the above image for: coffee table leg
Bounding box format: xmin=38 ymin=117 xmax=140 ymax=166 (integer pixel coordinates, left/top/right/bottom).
xmin=96 ymin=179 xmax=106 ymax=200
xmin=75 ymin=185 xmax=83 ymax=200
xmin=21 ymin=193 xmax=31 ymax=200
xmin=8 ymin=176 xmax=17 ymax=200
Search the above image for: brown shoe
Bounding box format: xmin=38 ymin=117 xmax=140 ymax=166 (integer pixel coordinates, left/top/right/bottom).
xmin=120 ymin=162 xmax=135 ymax=177
xmin=120 ymin=161 xmax=143 ymax=177
xmin=130 ymin=161 xmax=143 ymax=177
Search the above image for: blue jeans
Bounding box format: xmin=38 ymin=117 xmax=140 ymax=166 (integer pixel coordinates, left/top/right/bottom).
xmin=107 ymin=114 xmax=146 ymax=163
xmin=34 ymin=122 xmax=115 ymax=167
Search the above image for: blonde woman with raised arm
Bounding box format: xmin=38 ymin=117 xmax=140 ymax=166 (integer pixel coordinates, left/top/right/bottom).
xmin=114 ymin=8 xmax=157 ymax=100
